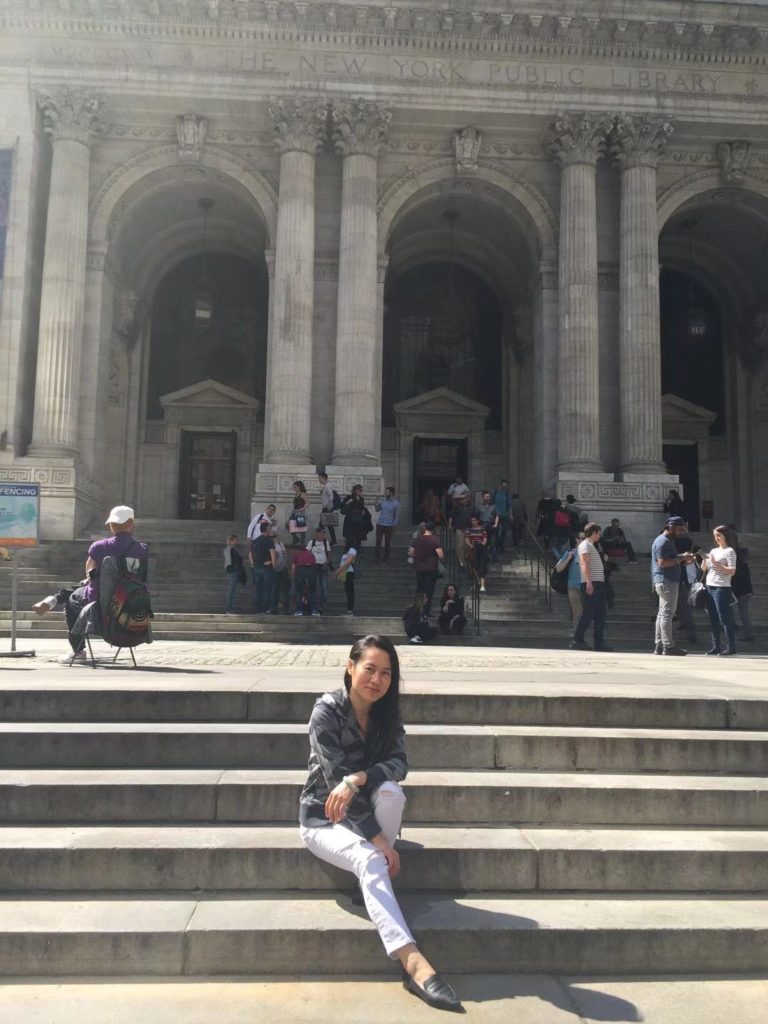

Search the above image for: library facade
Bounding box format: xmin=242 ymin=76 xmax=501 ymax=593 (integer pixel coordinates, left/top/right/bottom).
xmin=2 ymin=0 xmax=768 ymax=541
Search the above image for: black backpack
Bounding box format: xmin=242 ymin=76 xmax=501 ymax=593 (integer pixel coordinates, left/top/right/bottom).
xmin=332 ymin=490 xmax=342 ymax=510
xmin=550 ymin=560 xmax=570 ymax=596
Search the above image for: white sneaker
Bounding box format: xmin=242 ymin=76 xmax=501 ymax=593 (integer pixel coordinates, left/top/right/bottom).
xmin=58 ymin=650 xmax=87 ymax=665
xmin=480 ymin=583 xmax=486 ymax=593
xmin=409 ymin=636 xmax=423 ymax=643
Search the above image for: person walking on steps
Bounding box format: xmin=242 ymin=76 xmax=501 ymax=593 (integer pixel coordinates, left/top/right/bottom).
xmin=698 ymin=525 xmax=739 ymax=656
xmin=570 ymin=523 xmax=612 ymax=652
xmin=298 ymin=635 xmax=463 ymax=1013
xmin=375 ymin=487 xmax=400 ymax=562
xmin=336 ymin=542 xmax=358 ymax=616
xmin=651 ymin=516 xmax=694 ymax=656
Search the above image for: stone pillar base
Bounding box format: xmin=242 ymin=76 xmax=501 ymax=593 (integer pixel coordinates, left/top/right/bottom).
xmin=251 ymin=463 xmax=318 ymax=531
xmin=0 ymin=453 xmax=101 ymax=540
xmin=555 ymin=471 xmax=680 ymax=552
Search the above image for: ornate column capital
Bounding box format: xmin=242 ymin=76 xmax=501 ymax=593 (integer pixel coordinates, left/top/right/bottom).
xmin=37 ymin=87 xmax=103 ymax=146
xmin=548 ymin=112 xmax=613 ymax=168
xmin=331 ymin=98 xmax=391 ymax=158
xmin=268 ymin=96 xmax=328 ymax=156
xmin=612 ymin=114 xmax=674 ymax=169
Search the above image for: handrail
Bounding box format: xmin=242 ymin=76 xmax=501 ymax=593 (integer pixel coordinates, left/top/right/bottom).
xmin=518 ymin=523 xmax=554 ymax=611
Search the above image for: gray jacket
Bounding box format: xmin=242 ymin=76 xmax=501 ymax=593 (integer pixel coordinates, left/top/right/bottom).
xmin=299 ymin=687 xmax=408 ymax=839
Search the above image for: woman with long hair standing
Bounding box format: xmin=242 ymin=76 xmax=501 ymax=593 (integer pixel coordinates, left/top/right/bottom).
xmin=699 ymin=524 xmax=738 ymax=656
xmin=299 ymin=636 xmax=462 ymax=1013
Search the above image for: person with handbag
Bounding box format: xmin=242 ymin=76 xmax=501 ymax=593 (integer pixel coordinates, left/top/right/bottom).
xmin=298 ymin=635 xmax=462 ymax=1013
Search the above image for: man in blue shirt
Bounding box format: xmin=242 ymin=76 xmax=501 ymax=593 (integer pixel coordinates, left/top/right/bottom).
xmin=491 ymin=478 xmax=511 ymax=555
xmin=374 ymin=487 xmax=400 ymax=562
xmin=651 ymin=515 xmax=694 ymax=656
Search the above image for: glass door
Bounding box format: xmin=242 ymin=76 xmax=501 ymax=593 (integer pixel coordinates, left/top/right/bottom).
xmin=179 ymin=431 xmax=237 ymax=519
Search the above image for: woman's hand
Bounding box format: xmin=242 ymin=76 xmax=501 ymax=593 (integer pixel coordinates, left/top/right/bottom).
xmin=324 ymin=781 xmax=354 ymax=824
xmin=371 ymin=834 xmax=400 ymax=878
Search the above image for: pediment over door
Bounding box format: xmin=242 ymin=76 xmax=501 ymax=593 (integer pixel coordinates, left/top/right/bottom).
xmin=662 ymin=393 xmax=716 ymax=442
xmin=159 ymin=378 xmax=260 ymax=410
xmin=393 ymin=387 xmax=490 ymax=434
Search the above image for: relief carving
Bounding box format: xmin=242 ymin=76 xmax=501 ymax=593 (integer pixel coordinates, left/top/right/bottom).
xmin=453 ymin=126 xmax=481 ymax=175
xmin=716 ymin=140 xmax=752 ymax=185
xmin=176 ymin=113 xmax=207 ymax=161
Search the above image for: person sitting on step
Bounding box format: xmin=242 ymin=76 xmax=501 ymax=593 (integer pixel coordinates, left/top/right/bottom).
xmin=402 ymin=592 xmax=438 ymax=644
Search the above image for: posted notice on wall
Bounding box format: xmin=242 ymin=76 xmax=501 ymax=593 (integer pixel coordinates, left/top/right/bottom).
xmin=0 ymin=484 xmax=40 ymax=547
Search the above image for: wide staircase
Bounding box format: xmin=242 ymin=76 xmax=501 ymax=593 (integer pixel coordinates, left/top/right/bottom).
xmin=0 ymin=669 xmax=766 ymax=975
xmin=1 ymin=521 xmax=765 ymax=649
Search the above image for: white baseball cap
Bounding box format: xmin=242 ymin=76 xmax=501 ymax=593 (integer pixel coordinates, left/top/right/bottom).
xmin=105 ymin=505 xmax=134 ymax=525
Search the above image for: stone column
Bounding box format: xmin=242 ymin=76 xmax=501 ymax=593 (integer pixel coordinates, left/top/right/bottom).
xmin=262 ymin=96 xmax=327 ymax=465
xmin=30 ymin=88 xmax=102 ymax=455
xmin=612 ymin=114 xmax=674 ymax=475
xmin=549 ymin=113 xmax=613 ymax=474
xmin=330 ymin=99 xmax=391 ymax=466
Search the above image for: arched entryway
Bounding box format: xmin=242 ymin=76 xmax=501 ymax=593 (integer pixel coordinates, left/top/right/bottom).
xmin=380 ymin=173 xmax=546 ymax=517
xmin=659 ymin=186 xmax=768 ymax=531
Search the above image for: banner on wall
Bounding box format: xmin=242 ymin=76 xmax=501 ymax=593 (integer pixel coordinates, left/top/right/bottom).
xmin=0 ymin=483 xmax=40 ymax=547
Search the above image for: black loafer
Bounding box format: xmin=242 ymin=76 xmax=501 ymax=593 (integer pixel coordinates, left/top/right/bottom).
xmin=403 ymin=971 xmax=464 ymax=1013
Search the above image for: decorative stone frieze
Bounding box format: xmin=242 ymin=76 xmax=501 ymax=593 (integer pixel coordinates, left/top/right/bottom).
xmin=454 ymin=126 xmax=481 ymax=175
xmin=549 ymin=112 xmax=613 ymax=168
xmin=176 ymin=113 xmax=207 ymax=161
xmin=36 ymin=87 xmax=102 ymax=146
xmin=717 ymin=140 xmax=752 ymax=185
xmin=611 ymin=114 xmax=674 ymax=169
xmin=331 ymin=98 xmax=391 ymax=158
xmin=268 ymin=96 xmax=328 ymax=156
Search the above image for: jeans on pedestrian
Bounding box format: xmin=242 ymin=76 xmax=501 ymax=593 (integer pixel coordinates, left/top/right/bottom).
xmin=271 ymin=568 xmax=290 ymax=613
xmin=567 ymin=587 xmax=582 ymax=622
xmin=574 ymin=581 xmax=608 ymax=647
xmin=252 ymin=566 xmax=274 ymax=613
xmin=225 ymin=570 xmax=239 ymax=613
xmin=415 ymin=569 xmax=438 ymax=613
xmin=294 ymin=565 xmax=317 ymax=613
xmin=300 ymin=783 xmax=414 ymax=958
xmin=49 ymin=586 xmax=89 ymax=653
xmin=316 ymin=565 xmax=328 ymax=610
xmin=654 ymin=580 xmax=680 ymax=649
xmin=375 ymin=525 xmax=393 ymax=560
xmin=706 ymin=585 xmax=736 ymax=649
xmin=344 ymin=573 xmax=355 ymax=612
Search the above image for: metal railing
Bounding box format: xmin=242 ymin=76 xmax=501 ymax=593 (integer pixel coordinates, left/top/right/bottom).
xmin=516 ymin=523 xmax=554 ymax=611
xmin=439 ymin=522 xmax=481 ymax=636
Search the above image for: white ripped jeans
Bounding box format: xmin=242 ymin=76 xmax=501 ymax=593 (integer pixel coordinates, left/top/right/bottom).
xmin=300 ymin=781 xmax=415 ymax=958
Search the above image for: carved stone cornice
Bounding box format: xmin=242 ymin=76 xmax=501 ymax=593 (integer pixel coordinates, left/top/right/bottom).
xmin=36 ymin=87 xmax=103 ymax=146
xmin=268 ymin=96 xmax=328 ymax=156
xmin=611 ymin=114 xmax=674 ymax=170
xmin=332 ymin=99 xmax=391 ymax=158
xmin=548 ymin=112 xmax=612 ymax=169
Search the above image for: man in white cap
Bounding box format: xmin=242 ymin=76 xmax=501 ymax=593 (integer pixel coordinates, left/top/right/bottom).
xmin=33 ymin=505 xmax=149 ymax=663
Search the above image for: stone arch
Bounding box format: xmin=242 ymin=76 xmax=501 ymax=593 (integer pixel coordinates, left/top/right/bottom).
xmin=377 ymin=157 xmax=557 ymax=261
xmin=657 ymin=169 xmax=768 ymax=231
xmin=89 ymin=144 xmax=278 ymax=248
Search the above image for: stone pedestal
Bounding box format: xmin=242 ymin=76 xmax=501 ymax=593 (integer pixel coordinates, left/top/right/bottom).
xmin=0 ymin=453 xmax=101 ymax=539
xmin=29 ymin=88 xmax=102 ymax=457
xmin=613 ymin=114 xmax=674 ymax=475
xmin=330 ymin=100 xmax=391 ymax=466
xmin=262 ymin=97 xmax=326 ymax=466
xmin=549 ymin=112 xmax=613 ymax=475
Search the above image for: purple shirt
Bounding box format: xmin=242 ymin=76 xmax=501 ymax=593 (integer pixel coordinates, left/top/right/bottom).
xmin=84 ymin=532 xmax=149 ymax=601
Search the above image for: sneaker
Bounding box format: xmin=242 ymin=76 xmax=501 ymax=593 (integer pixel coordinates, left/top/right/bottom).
xmin=409 ymin=636 xmax=423 ymax=644
xmin=58 ymin=650 xmax=86 ymax=665
xmin=569 ymin=640 xmax=590 ymax=650
xmin=293 ymin=611 xmax=304 ymax=617
xmin=719 ymin=648 xmax=737 ymax=656
xmin=480 ymin=583 xmax=486 ymax=593
xmin=663 ymin=646 xmax=688 ymax=656
xmin=311 ymin=610 xmax=321 ymax=617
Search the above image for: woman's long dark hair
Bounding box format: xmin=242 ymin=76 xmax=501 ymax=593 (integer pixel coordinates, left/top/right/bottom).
xmin=713 ymin=524 xmax=738 ymax=549
xmin=344 ymin=635 xmax=401 ymax=755
xmin=439 ymin=584 xmax=461 ymax=606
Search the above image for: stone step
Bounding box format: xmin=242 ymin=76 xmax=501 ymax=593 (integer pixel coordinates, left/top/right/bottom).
xmin=0 ymin=893 xmax=766 ymax=976
xmin=0 ymin=683 xmax=763 ymax=730
xmin=1 ymin=769 xmax=767 ymax=826
xmin=0 ymin=723 xmax=765 ymax=774
xmin=1 ymin=825 xmax=766 ymax=894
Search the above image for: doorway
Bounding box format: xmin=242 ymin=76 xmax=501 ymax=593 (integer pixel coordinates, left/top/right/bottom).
xmin=663 ymin=443 xmax=700 ymax=531
xmin=412 ymin=437 xmax=468 ymax=522
xmin=179 ymin=431 xmax=237 ymax=519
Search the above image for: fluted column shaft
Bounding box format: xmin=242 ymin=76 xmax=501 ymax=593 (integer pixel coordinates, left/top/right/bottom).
xmin=613 ymin=114 xmax=674 ymax=474
xmin=550 ymin=113 xmax=612 ymax=474
xmin=331 ymin=100 xmax=391 ymax=465
xmin=263 ymin=97 xmax=326 ymax=465
xmin=31 ymin=90 xmax=101 ymax=455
